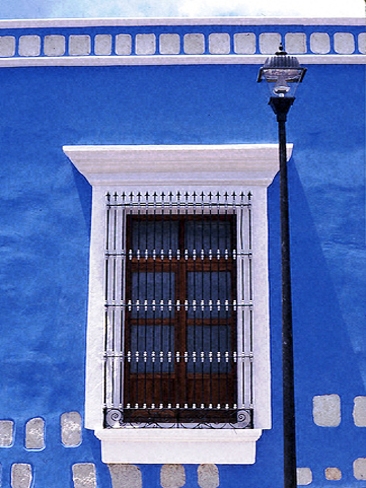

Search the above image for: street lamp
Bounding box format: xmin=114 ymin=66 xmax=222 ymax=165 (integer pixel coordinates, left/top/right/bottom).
xmin=258 ymin=45 xmax=306 ymax=488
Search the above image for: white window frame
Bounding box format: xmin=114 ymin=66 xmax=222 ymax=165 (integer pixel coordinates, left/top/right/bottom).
xmin=64 ymin=144 xmax=290 ymax=465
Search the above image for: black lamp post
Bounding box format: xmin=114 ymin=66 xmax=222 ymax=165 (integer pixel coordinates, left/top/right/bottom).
xmin=258 ymin=45 xmax=306 ymax=488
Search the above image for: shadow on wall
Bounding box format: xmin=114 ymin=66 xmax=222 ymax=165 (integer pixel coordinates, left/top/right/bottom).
xmin=268 ymin=160 xmax=365 ymax=487
xmin=286 ymin=158 xmax=365 ymax=395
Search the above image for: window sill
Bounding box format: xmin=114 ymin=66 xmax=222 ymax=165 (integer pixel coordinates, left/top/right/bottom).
xmin=95 ymin=428 xmax=263 ymax=464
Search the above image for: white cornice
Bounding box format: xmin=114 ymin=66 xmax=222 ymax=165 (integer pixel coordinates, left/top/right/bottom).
xmin=0 ymin=17 xmax=364 ymax=28
xmin=63 ymin=143 xmax=287 ymax=187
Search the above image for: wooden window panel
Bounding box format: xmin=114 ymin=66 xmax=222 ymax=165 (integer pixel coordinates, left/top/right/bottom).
xmin=123 ymin=214 xmax=237 ymax=423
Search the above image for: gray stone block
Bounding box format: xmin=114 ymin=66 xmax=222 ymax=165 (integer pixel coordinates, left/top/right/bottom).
xmin=285 ymin=33 xmax=307 ymax=54
xmin=325 ymin=467 xmax=342 ymax=480
xmin=115 ymin=34 xmax=132 ymax=55
xmin=334 ymin=32 xmax=355 ymax=54
xmin=11 ymin=464 xmax=32 ymax=488
xmin=94 ymin=34 xmax=112 ymax=56
xmin=44 ymin=35 xmax=66 ymax=56
xmin=197 ymin=464 xmax=219 ymax=488
xmin=69 ymin=35 xmax=91 ymax=56
xmin=135 ymin=34 xmax=156 ymax=55
xmin=354 ymin=458 xmax=366 ymax=480
xmin=61 ymin=411 xmax=82 ymax=447
xmin=184 ymin=34 xmax=205 ymax=55
xmin=353 ymin=396 xmax=366 ymax=427
xmin=25 ymin=417 xmax=45 ymax=449
xmin=0 ymin=420 xmax=14 ymax=447
xmin=310 ymin=33 xmax=330 ymax=54
xmin=108 ymin=464 xmax=142 ymax=488
xmin=209 ymin=33 xmax=230 ymax=55
xmin=259 ymin=33 xmax=281 ymax=54
xmin=160 ymin=464 xmax=185 ymax=488
xmin=233 ymin=33 xmax=256 ymax=54
xmin=18 ymin=36 xmax=41 ymax=57
xmin=313 ymin=394 xmax=341 ymax=427
xmin=297 ymin=467 xmax=312 ymax=485
xmin=358 ymin=33 xmax=366 ymax=54
xmin=72 ymin=463 xmax=97 ymax=488
xmin=0 ymin=36 xmax=16 ymax=57
xmin=159 ymin=34 xmax=180 ymax=55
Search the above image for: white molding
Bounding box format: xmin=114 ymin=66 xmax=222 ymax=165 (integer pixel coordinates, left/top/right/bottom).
xmin=1 ymin=54 xmax=365 ymax=68
xmin=0 ymin=17 xmax=363 ymax=28
xmin=64 ymin=143 xmax=286 ymax=464
xmin=95 ymin=428 xmax=263 ymax=464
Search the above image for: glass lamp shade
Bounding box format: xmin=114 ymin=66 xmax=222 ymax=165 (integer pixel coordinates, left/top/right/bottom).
xmin=257 ymin=44 xmax=306 ymax=98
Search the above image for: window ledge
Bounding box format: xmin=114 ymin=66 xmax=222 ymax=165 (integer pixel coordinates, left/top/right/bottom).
xmin=95 ymin=428 xmax=263 ymax=464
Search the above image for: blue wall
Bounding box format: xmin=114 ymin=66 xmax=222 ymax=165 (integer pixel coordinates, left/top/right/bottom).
xmin=0 ymin=26 xmax=365 ymax=487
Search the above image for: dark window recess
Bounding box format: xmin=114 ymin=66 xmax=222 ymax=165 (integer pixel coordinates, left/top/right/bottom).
xmin=103 ymin=192 xmax=253 ymax=428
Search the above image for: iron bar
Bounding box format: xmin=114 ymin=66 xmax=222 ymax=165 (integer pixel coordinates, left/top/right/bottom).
xmin=103 ymin=191 xmax=253 ymax=427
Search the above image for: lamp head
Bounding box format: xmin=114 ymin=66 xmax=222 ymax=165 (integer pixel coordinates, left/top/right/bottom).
xmin=257 ymin=44 xmax=307 ymax=98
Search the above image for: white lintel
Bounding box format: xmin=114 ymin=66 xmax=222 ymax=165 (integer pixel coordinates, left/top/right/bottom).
xmin=64 ymin=143 xmax=289 ymax=187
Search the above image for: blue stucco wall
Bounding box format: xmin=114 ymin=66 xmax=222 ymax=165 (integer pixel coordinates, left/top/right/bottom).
xmin=0 ymin=22 xmax=365 ymax=487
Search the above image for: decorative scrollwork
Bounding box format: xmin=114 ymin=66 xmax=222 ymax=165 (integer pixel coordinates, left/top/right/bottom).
xmin=105 ymin=409 xmax=123 ymax=428
xmin=104 ymin=407 xmax=253 ymax=429
xmin=237 ymin=409 xmax=252 ymax=428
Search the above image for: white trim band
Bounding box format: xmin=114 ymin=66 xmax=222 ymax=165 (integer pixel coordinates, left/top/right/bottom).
xmin=0 ymin=17 xmax=363 ymax=28
xmin=1 ymin=54 xmax=365 ymax=68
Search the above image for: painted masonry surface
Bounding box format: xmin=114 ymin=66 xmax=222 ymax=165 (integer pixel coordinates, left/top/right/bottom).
xmin=0 ymin=16 xmax=365 ymax=487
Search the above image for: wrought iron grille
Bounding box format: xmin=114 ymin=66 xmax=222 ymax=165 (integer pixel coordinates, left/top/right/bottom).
xmin=103 ymin=191 xmax=253 ymax=428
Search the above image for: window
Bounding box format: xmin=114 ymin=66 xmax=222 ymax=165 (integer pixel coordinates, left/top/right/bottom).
xmin=64 ymin=144 xmax=283 ymax=464
xmin=104 ymin=192 xmax=252 ymax=428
